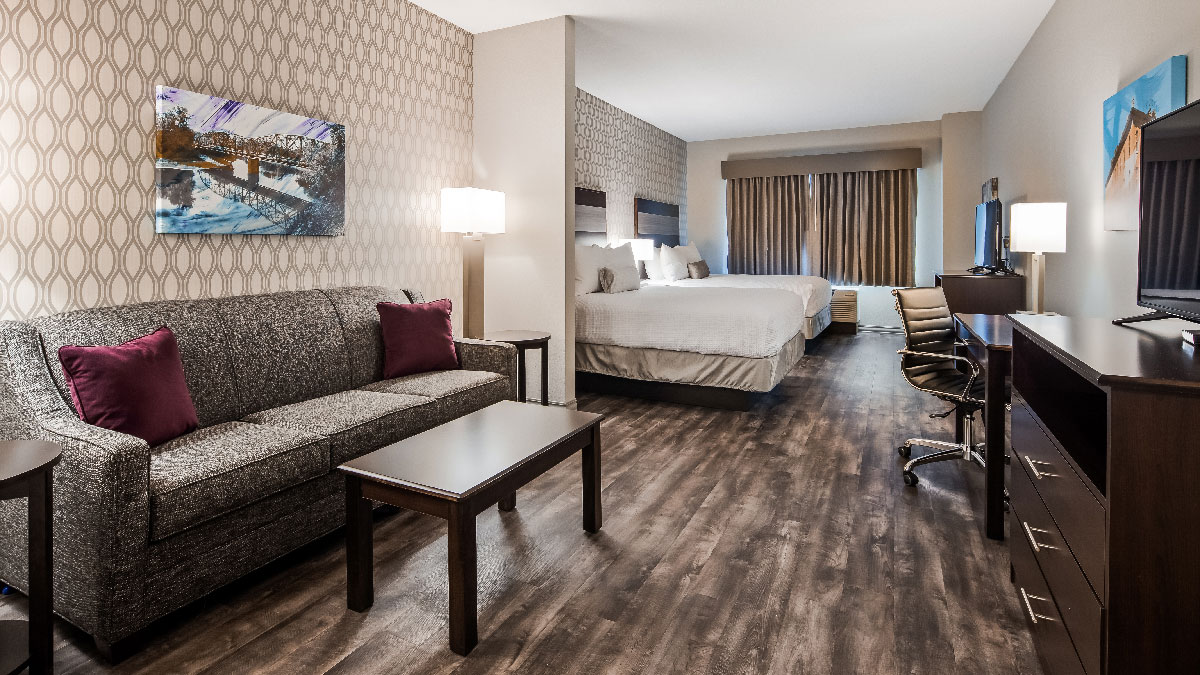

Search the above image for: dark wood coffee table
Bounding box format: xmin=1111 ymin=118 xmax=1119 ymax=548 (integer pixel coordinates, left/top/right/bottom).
xmin=338 ymin=400 xmax=604 ymax=655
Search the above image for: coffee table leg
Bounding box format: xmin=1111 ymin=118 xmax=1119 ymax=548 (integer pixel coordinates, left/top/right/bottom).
xmin=29 ymin=470 xmax=52 ymax=675
xmin=345 ymin=476 xmax=374 ymax=612
xmin=447 ymin=505 xmax=478 ymax=655
xmin=498 ymin=492 xmax=516 ymax=512
xmin=582 ymin=424 xmax=602 ymax=533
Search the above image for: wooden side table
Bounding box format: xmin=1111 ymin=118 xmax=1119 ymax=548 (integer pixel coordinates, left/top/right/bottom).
xmin=484 ymin=331 xmax=551 ymax=406
xmin=0 ymin=440 xmax=61 ymax=675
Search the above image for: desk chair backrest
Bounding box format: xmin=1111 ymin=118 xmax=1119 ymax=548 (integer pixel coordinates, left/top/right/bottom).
xmin=893 ymin=286 xmax=958 ymax=384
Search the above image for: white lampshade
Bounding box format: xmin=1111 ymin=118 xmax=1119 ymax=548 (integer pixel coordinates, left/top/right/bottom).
xmin=1010 ymin=202 xmax=1067 ymax=254
xmin=440 ymin=187 xmax=505 ymax=234
xmin=618 ymin=238 xmax=655 ymax=261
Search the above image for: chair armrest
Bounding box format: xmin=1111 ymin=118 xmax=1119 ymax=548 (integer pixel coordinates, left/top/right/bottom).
xmin=897 ymin=348 xmax=982 ymax=401
xmin=0 ymin=320 xmax=150 ymax=640
xmin=456 ymin=338 xmax=518 ymax=400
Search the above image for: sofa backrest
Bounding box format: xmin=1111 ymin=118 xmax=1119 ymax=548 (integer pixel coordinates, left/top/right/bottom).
xmin=25 ymin=286 xmax=419 ymax=429
xmin=319 ymin=286 xmax=410 ymax=389
xmin=210 ymin=289 xmax=353 ymax=417
xmin=31 ymin=298 xmax=245 ymax=428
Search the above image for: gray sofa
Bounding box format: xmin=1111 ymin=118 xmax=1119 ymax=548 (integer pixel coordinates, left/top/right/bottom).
xmin=0 ymin=285 xmax=517 ymax=655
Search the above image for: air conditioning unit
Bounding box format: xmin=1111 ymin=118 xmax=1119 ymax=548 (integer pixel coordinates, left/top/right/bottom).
xmin=830 ymin=289 xmax=858 ymax=334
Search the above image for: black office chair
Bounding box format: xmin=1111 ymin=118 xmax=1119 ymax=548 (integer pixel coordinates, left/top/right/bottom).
xmin=892 ymin=287 xmax=986 ymax=486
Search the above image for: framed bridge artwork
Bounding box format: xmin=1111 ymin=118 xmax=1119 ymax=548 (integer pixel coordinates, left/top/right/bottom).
xmin=154 ymin=86 xmax=346 ymax=236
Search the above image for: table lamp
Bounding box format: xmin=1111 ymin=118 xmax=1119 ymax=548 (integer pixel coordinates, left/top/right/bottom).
xmin=441 ymin=187 xmax=505 ymax=338
xmin=1009 ymin=202 xmax=1067 ymax=314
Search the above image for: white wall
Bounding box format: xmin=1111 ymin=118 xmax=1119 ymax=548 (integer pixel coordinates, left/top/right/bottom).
xmin=474 ymin=17 xmax=577 ymax=405
xmin=982 ymin=0 xmax=1200 ymax=317
xmin=686 ymin=121 xmax=943 ymax=327
xmin=941 ymin=111 xmax=985 ymax=270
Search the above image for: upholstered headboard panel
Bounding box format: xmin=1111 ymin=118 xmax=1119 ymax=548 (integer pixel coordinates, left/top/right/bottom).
xmin=575 ymin=187 xmax=608 ymax=246
xmin=635 ymin=197 xmax=680 ymax=248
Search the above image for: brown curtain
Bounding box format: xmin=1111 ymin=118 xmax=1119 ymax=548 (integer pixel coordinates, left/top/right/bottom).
xmin=1140 ymin=158 xmax=1200 ymax=289
xmin=726 ymin=175 xmax=815 ymax=275
xmin=727 ymin=168 xmax=917 ymax=286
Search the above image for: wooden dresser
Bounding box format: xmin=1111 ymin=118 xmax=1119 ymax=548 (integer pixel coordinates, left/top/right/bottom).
xmin=1008 ymin=314 xmax=1200 ymax=675
xmin=934 ymin=270 xmax=1025 ymax=315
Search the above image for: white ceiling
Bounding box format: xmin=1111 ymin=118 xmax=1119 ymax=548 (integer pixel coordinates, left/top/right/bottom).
xmin=410 ymin=1 xmax=1055 ymax=142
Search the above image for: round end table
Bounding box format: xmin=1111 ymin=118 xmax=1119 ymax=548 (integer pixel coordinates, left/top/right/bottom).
xmin=484 ymin=331 xmax=551 ymax=406
xmin=0 ymin=440 xmax=62 ymax=675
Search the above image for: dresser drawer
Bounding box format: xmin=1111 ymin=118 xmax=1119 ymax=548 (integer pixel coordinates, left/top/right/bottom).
xmin=1010 ymin=505 xmax=1087 ymax=675
xmin=1011 ymin=458 xmax=1103 ymax=675
xmin=1010 ymin=395 xmax=1106 ymax=592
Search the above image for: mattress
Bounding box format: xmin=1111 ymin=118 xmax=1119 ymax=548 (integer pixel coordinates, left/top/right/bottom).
xmin=575 ymin=285 xmax=807 ymax=359
xmin=647 ymin=274 xmax=833 ymax=318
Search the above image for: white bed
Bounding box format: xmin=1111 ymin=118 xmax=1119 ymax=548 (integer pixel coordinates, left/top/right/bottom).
xmin=575 ymin=284 xmax=809 ymax=395
xmin=645 ymin=273 xmax=833 ymax=338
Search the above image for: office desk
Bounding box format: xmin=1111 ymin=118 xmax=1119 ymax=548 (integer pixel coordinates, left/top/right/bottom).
xmin=954 ymin=313 xmax=1012 ymax=541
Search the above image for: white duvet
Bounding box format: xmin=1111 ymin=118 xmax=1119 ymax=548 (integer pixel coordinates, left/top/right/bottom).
xmin=575 ymin=285 xmax=807 ymax=359
xmin=647 ymin=274 xmax=832 ymax=318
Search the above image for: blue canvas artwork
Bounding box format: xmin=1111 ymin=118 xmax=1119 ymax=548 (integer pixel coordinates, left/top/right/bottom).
xmin=1102 ymin=56 xmax=1186 ymax=230
xmin=155 ymin=86 xmax=346 ymax=236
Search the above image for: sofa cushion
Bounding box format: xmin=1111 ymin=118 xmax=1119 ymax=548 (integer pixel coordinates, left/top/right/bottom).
xmin=58 ymin=326 xmax=199 ymax=446
xmin=360 ymin=370 xmax=509 ymax=426
xmin=378 ymin=299 xmax=459 ymax=378
xmin=242 ymin=390 xmax=437 ymax=468
xmin=150 ymin=422 xmax=329 ymax=541
xmin=212 ymin=290 xmax=352 ymax=417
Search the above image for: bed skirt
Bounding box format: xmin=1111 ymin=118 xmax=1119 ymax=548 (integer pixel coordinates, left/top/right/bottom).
xmin=804 ymin=304 xmax=832 ymax=338
xmin=575 ymin=328 xmax=807 ymax=393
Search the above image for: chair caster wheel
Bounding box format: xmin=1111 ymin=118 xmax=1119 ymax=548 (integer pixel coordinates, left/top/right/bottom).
xmin=897 ymin=445 xmax=911 ymax=459
xmin=903 ymin=471 xmax=919 ymax=486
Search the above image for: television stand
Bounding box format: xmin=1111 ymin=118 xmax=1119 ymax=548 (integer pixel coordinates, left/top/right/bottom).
xmin=1112 ymin=310 xmax=1174 ymax=326
xmin=934 ymin=270 xmax=1025 ymax=315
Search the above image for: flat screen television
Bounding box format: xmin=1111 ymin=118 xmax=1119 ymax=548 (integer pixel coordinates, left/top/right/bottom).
xmin=1135 ymin=99 xmax=1200 ymax=322
xmin=973 ymin=199 xmax=1004 ymax=271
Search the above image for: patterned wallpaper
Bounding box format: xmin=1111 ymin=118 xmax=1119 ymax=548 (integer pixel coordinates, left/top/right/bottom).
xmin=574 ymin=89 xmax=687 ymax=242
xmin=0 ymin=0 xmax=472 ymax=321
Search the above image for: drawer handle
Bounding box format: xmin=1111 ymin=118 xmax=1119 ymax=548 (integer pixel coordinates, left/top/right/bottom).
xmin=1023 ymin=455 xmax=1057 ymax=479
xmin=1020 ymin=587 xmax=1056 ymax=624
xmin=1022 ymin=521 xmax=1058 ymax=553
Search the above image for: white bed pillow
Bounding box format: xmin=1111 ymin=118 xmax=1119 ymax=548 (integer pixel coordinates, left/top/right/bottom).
xmin=678 ymin=242 xmax=703 ymax=264
xmin=604 ymin=242 xmax=639 ymax=279
xmin=575 ymin=244 xmax=606 ymax=295
xmin=576 ymin=243 xmax=639 ymax=294
xmin=659 ymin=245 xmax=691 ymax=281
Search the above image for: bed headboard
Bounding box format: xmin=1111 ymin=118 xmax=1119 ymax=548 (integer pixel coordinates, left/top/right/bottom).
xmin=634 ymin=197 xmax=680 ymax=248
xmin=575 ymin=187 xmax=608 ymax=246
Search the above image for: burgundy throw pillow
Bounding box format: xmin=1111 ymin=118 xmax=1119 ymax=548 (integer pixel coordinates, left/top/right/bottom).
xmin=58 ymin=326 xmax=199 ymax=447
xmin=377 ymin=299 xmax=460 ymax=378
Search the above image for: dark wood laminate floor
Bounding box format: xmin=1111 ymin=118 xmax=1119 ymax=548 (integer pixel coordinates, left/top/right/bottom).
xmin=1 ymin=333 xmax=1040 ymax=674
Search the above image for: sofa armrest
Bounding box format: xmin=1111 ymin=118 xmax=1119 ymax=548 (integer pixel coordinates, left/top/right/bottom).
xmin=456 ymin=338 xmax=518 ymax=400
xmin=0 ymin=320 xmax=150 ymax=641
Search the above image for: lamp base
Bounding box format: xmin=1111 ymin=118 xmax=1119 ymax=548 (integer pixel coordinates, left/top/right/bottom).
xmin=462 ymin=237 xmax=485 ymax=339
xmin=1030 ymin=252 xmax=1046 ymax=314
